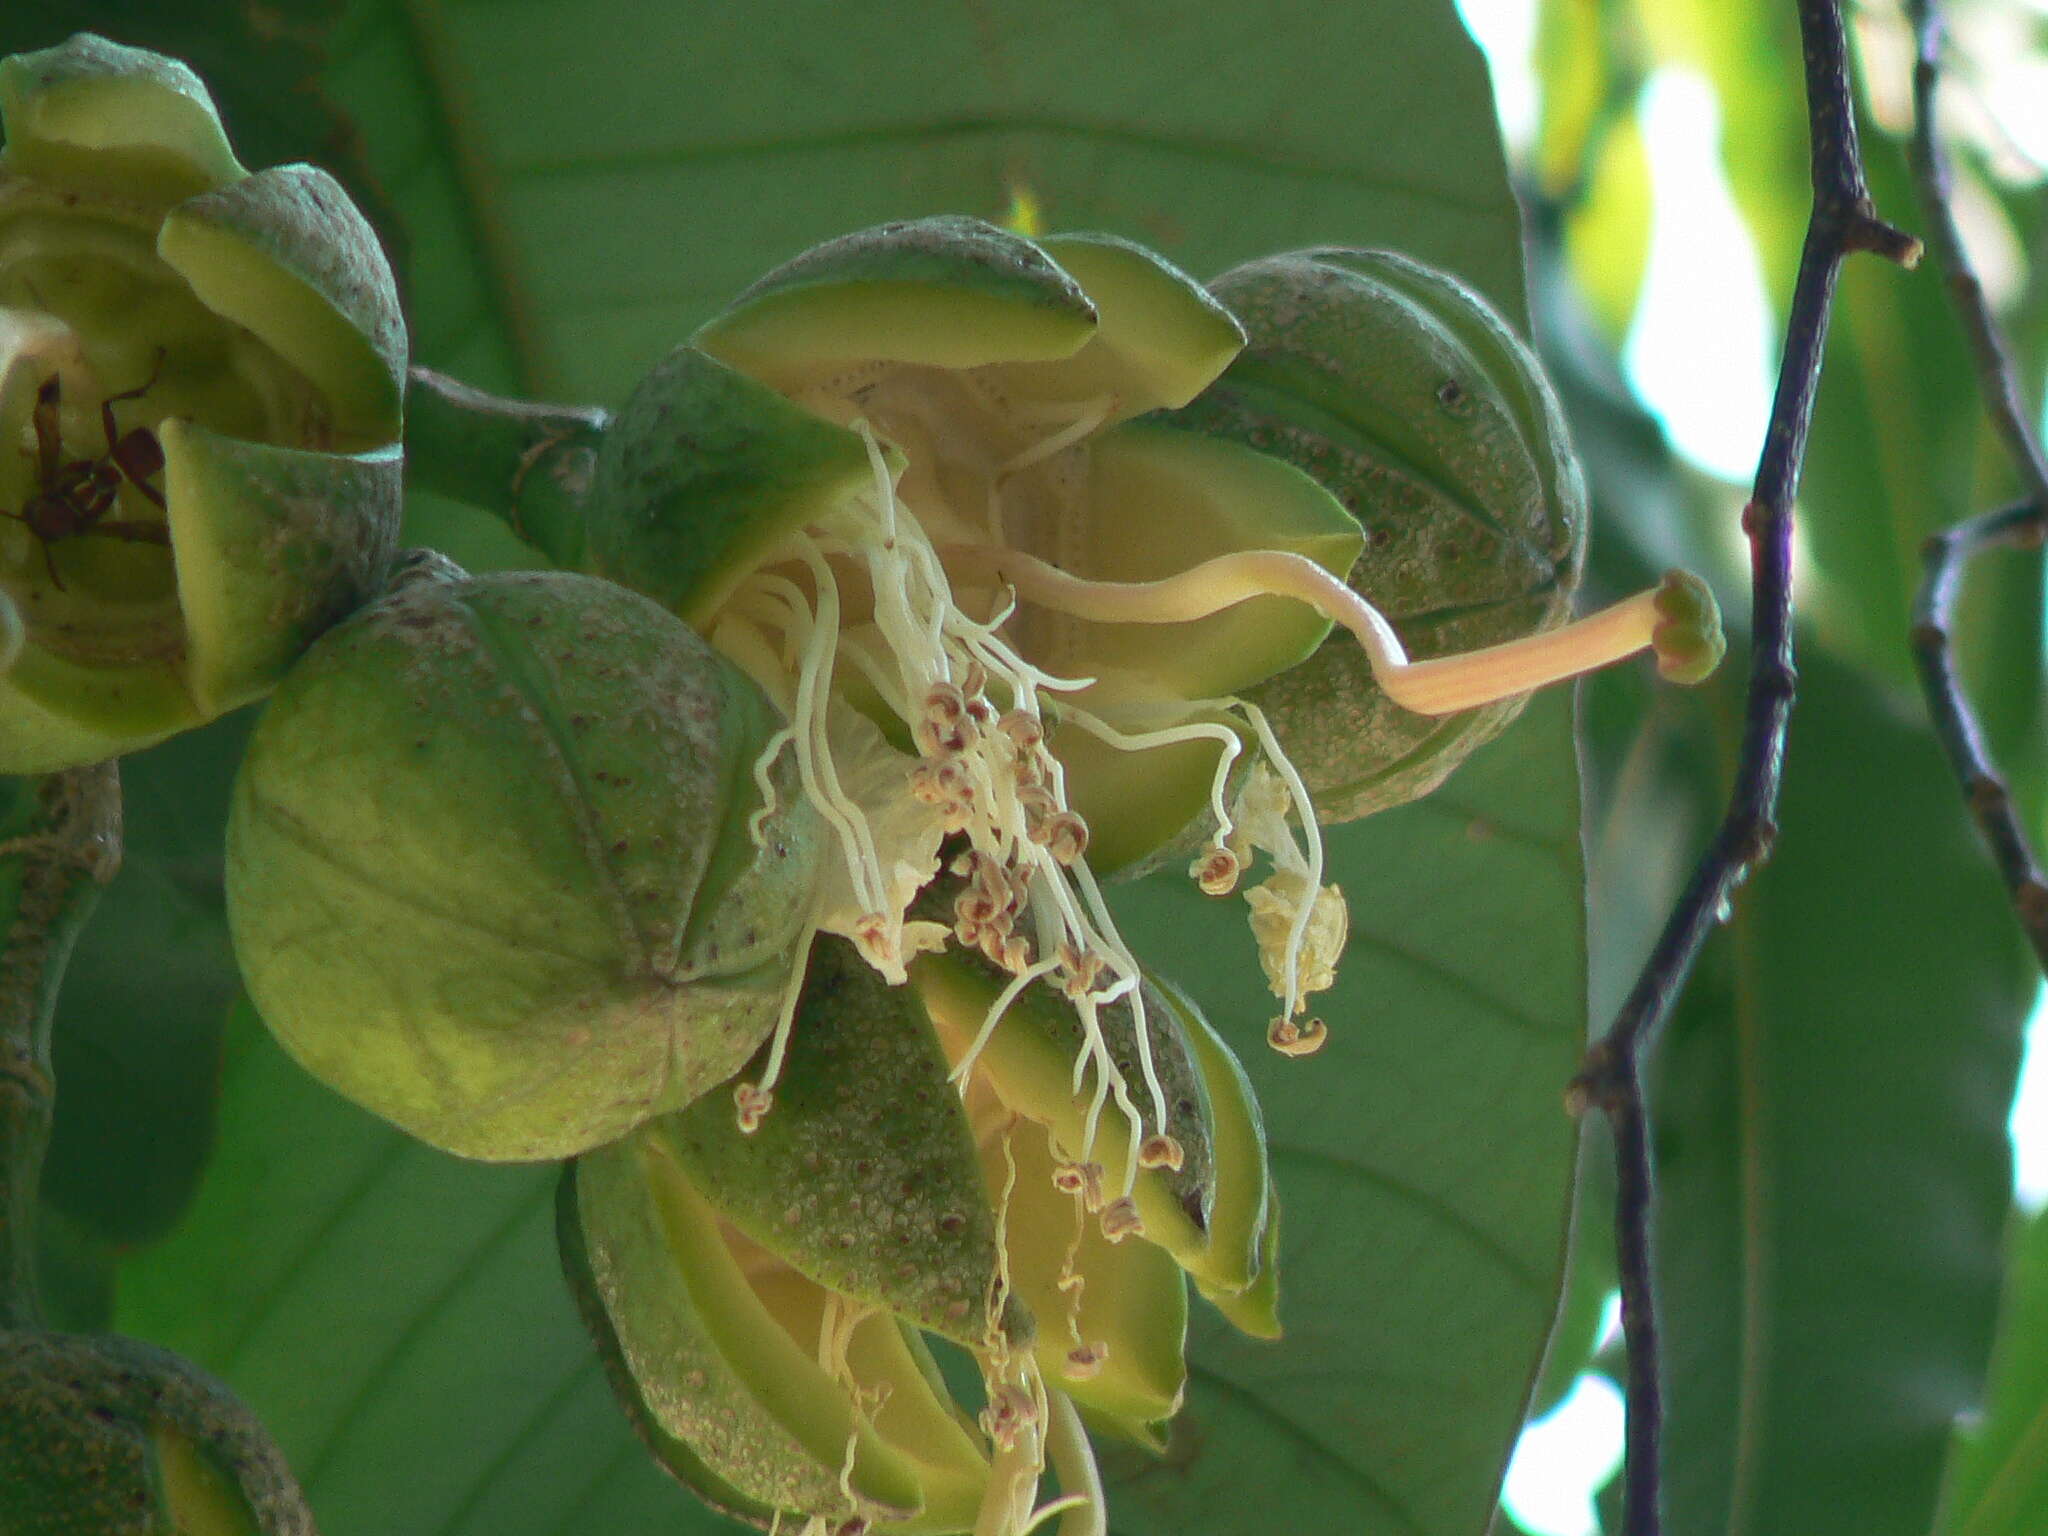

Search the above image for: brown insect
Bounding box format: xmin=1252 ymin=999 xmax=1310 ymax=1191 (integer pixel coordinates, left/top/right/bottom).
xmin=3 ymin=357 xmax=169 ymax=590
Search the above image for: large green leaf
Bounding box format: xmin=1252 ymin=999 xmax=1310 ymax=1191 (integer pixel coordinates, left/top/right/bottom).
xmin=1937 ymin=1205 xmax=2048 ymax=1535
xmin=38 ymin=712 xmax=255 ymax=1254
xmin=1651 ymin=645 xmax=2031 ymax=1536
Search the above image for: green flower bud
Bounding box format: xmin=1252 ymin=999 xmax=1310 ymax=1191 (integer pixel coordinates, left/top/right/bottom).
xmin=560 ymin=930 xmax=1275 ymax=1533
xmin=0 ymin=1328 xmax=315 ymax=1535
xmin=0 ymin=34 xmax=404 ymax=772
xmin=225 ymin=566 xmax=826 ymax=1161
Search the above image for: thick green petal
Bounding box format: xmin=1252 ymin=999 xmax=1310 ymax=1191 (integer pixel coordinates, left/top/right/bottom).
xmin=565 ymin=1132 xmax=927 ymax=1521
xmin=910 ymin=949 xmax=1218 ymax=1272
xmin=658 ymin=935 xmax=1012 ymax=1349
xmin=991 ymin=1112 xmax=1189 ymax=1443
xmin=158 ymin=164 xmax=404 ymax=448
xmin=0 ymin=34 xmax=244 ymax=205
xmin=695 ymin=215 xmax=1096 ymax=394
xmin=161 ymin=419 xmax=399 ymax=717
xmin=994 ymin=232 xmax=1244 ymax=423
xmin=0 ymin=637 xmax=194 ymax=775
xmin=1173 ymin=248 xmax=1584 ymax=822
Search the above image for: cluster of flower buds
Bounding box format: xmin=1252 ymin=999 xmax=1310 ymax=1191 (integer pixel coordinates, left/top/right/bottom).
xmin=5 ymin=33 xmax=1727 ymax=1532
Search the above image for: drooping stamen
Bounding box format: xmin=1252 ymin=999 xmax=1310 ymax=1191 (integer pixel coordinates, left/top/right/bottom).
xmin=1053 ymin=702 xmax=1244 ymax=851
xmin=733 ymin=915 xmax=821 ymax=1133
xmin=949 ymin=958 xmax=1064 ymax=1090
xmin=973 ymin=546 xmax=1719 ymax=717
xmin=745 ymin=725 xmax=795 ymax=846
xmin=1241 ymin=702 xmax=1328 ymax=1023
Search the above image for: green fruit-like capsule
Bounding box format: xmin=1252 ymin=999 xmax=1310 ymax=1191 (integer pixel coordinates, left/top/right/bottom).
xmin=0 ymin=34 xmax=405 ymax=772
xmin=1171 ymin=248 xmax=1713 ymax=821
xmin=225 ymin=563 xmax=826 ymax=1161
xmin=0 ymin=1329 xmax=315 ymax=1535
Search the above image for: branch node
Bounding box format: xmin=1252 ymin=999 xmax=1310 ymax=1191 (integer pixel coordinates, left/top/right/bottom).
xmin=2018 ymin=880 xmax=2048 ymax=926
xmin=1967 ymin=774 xmax=2010 ymax=819
xmin=1845 ymin=211 xmax=1923 ymax=267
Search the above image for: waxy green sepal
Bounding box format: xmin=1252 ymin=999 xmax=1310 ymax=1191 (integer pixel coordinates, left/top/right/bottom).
xmin=0 ymin=34 xmax=405 ymax=772
xmin=226 ymin=563 xmax=826 ymax=1161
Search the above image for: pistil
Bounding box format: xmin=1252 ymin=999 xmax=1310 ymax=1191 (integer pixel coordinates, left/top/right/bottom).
xmin=974 ymin=546 xmax=1722 ymax=716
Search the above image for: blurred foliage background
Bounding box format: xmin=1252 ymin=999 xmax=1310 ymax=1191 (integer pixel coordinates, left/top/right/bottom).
xmin=7 ymin=1 xmax=2048 ymax=1533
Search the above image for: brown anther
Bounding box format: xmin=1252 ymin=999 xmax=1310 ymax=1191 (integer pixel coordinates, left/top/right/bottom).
xmin=1267 ymin=1015 xmax=1329 ymax=1057
xmin=852 ymin=914 xmax=898 ymax=971
xmin=998 ymin=710 xmax=1044 ymax=751
xmin=1032 ymin=811 xmax=1089 ymax=866
xmin=908 ymin=763 xmax=949 ymax=805
xmin=999 ymin=936 xmax=1034 ymax=974
xmin=1138 ymin=1134 xmax=1185 ymax=1172
xmin=925 ymin=680 xmax=967 ymax=721
xmin=734 ymin=1082 xmax=774 ymax=1134
xmin=955 ymin=916 xmax=983 ymax=947
xmin=1078 ymin=1162 xmax=1106 ymax=1210
xmin=966 ymin=695 xmax=996 ymax=726
xmin=960 ymin=660 xmax=988 ymax=698
xmin=1192 ymin=844 xmax=1242 ymax=897
xmin=1056 ymin=944 xmax=1105 ymax=999
xmin=979 ymin=926 xmax=1013 ymax=967
xmin=1017 ymin=784 xmax=1057 ymax=820
xmin=980 ymin=1385 xmax=1038 ymax=1450
xmin=1063 ymin=1344 xmax=1108 ymax=1380
xmin=1098 ymin=1197 xmax=1145 ymax=1243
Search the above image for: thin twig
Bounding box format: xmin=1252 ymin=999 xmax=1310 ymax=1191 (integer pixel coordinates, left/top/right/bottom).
xmin=1907 ymin=0 xmax=2048 ymax=513
xmin=0 ymin=763 xmax=121 ymax=1330
xmin=1903 ymin=0 xmax=2048 ymax=983
xmin=1566 ymin=4 xmax=1919 ymax=1532
xmin=1912 ymin=503 xmax=2048 ymax=969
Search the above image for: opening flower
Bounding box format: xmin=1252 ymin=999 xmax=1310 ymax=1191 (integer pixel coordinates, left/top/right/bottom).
xmin=0 ymin=34 xmax=404 ymax=771
xmin=562 ymin=933 xmax=1276 ymax=1536
xmin=585 ymin=216 xmax=1722 ymax=1195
